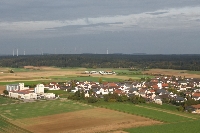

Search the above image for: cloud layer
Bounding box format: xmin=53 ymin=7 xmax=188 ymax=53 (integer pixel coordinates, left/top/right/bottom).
xmin=0 ymin=6 xmax=200 ymax=37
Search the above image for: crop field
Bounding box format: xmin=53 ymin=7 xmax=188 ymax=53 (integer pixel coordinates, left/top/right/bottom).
xmin=0 ymin=66 xmax=152 ymax=83
xmin=1 ymin=67 xmax=199 ymax=84
xmin=0 ymin=99 xmax=161 ymax=133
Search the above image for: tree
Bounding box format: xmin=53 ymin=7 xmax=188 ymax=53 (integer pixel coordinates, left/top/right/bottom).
xmin=3 ymin=90 xmax=8 ymax=95
xmin=87 ymin=96 xmax=98 ymax=103
xmin=98 ymin=77 xmax=103 ymax=84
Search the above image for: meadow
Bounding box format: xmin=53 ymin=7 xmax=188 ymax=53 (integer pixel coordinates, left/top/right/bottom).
xmin=125 ymin=119 xmax=200 ymax=133
xmin=0 ymin=99 xmax=92 ymax=120
xmin=0 ymin=96 xmax=19 ymax=105
xmin=93 ymin=102 xmax=195 ymax=122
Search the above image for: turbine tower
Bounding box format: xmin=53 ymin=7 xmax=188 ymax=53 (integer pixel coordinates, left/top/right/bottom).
xmin=13 ymin=49 xmax=14 ymax=56
xmin=107 ymin=48 xmax=109 ymax=54
xmin=17 ymin=49 xmax=18 ymax=56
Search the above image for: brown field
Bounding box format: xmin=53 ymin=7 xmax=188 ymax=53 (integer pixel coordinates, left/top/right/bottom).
xmin=0 ymin=85 xmax=5 ymax=93
xmin=13 ymin=108 xmax=161 ymax=133
xmin=0 ymin=66 xmax=83 ymax=81
xmin=144 ymin=69 xmax=200 ymax=78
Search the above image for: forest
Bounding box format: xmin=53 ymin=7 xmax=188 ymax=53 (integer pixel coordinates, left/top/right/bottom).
xmin=0 ymin=54 xmax=199 ymax=71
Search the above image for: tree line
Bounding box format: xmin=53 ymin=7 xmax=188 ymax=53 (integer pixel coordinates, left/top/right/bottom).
xmin=0 ymin=54 xmax=200 ymax=71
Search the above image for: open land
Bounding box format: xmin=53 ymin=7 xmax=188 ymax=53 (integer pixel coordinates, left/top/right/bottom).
xmin=1 ymin=67 xmax=200 ymax=84
xmin=1 ymin=66 xmax=200 ymax=132
xmin=144 ymin=69 xmax=200 ymax=78
xmin=0 ymin=99 xmax=161 ymax=133
xmin=13 ymin=108 xmax=160 ymax=133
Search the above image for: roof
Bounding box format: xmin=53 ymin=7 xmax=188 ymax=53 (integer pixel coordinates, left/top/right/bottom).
xmin=191 ymin=104 xmax=200 ymax=109
xmin=193 ymin=93 xmax=200 ymax=97
xmin=162 ymin=83 xmax=169 ymax=87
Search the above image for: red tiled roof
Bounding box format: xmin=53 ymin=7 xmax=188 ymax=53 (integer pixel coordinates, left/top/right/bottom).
xmin=152 ymin=85 xmax=159 ymax=89
xmin=193 ymin=93 xmax=200 ymax=97
xmin=192 ymin=104 xmax=200 ymax=109
xmin=162 ymin=83 xmax=169 ymax=87
xmin=150 ymin=90 xmax=155 ymax=93
xmin=115 ymin=89 xmax=122 ymax=94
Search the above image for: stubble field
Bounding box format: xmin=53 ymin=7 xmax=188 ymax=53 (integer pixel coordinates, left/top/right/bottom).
xmin=13 ymin=108 xmax=160 ymax=133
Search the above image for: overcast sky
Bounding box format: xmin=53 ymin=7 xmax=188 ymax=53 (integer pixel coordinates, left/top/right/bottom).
xmin=0 ymin=0 xmax=200 ymax=55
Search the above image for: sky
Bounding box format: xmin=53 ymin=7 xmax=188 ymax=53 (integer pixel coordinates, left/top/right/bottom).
xmin=0 ymin=0 xmax=200 ymax=55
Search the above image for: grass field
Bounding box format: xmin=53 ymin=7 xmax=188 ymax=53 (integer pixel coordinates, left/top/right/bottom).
xmin=0 ymin=116 xmax=31 ymax=133
xmin=88 ymin=101 xmax=200 ymax=132
xmin=125 ymin=119 xmax=200 ymax=133
xmin=93 ymin=102 xmax=194 ymax=122
xmin=46 ymin=90 xmax=72 ymax=98
xmin=0 ymin=99 xmax=92 ymax=120
xmin=0 ymin=96 xmax=19 ymax=105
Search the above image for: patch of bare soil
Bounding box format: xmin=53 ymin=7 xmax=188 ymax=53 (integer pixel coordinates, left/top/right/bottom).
xmin=144 ymin=69 xmax=200 ymax=78
xmin=13 ymin=108 xmax=161 ymax=133
xmin=0 ymin=85 xmax=5 ymax=93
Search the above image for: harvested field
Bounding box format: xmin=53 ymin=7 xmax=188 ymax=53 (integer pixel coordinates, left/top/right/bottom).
xmin=144 ymin=69 xmax=200 ymax=78
xmin=13 ymin=108 xmax=161 ymax=133
xmin=0 ymin=86 xmax=5 ymax=94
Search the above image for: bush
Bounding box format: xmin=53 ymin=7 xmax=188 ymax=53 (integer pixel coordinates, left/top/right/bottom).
xmin=87 ymin=96 xmax=98 ymax=103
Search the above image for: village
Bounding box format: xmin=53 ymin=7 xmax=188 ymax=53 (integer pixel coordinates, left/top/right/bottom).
xmin=3 ymin=75 xmax=200 ymax=114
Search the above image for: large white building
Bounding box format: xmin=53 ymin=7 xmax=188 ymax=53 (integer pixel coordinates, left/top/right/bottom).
xmin=6 ymin=83 xmax=29 ymax=92
xmin=34 ymin=84 xmax=44 ymax=93
xmin=7 ymin=83 xmax=55 ymax=100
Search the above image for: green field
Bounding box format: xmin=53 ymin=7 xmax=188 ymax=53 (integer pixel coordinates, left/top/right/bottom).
xmin=93 ymin=102 xmax=193 ymax=122
xmin=0 ymin=96 xmax=19 ymax=105
xmin=125 ymin=119 xmax=200 ymax=133
xmin=0 ymin=99 xmax=92 ymax=120
xmin=187 ymin=70 xmax=200 ymax=75
xmin=95 ymin=101 xmax=200 ymax=132
xmin=45 ymin=90 xmax=72 ymax=98
xmin=140 ymin=103 xmax=179 ymax=111
xmin=49 ymin=75 xmax=123 ymax=82
xmin=88 ymin=100 xmax=200 ymax=132
xmin=0 ymin=116 xmax=31 ymax=133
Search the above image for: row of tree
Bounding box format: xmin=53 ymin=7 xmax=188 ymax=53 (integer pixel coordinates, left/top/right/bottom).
xmin=68 ymin=90 xmax=146 ymax=104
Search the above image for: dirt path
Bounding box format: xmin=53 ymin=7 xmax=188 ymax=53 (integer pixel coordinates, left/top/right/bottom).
xmin=135 ymin=105 xmax=196 ymax=120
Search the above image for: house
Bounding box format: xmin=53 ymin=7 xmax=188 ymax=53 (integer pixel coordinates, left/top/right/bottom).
xmin=154 ymin=95 xmax=162 ymax=105
xmin=174 ymin=96 xmax=185 ymax=103
xmin=9 ymin=89 xmax=37 ymax=99
xmin=189 ymin=104 xmax=200 ymax=113
xmin=192 ymin=92 xmax=200 ymax=101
